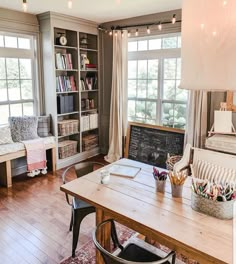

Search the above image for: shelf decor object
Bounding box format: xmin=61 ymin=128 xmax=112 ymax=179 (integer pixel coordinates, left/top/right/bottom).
xmin=38 ymin=12 xmax=100 ymax=169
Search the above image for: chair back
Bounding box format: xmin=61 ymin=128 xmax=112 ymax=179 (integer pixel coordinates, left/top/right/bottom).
xmin=93 ymin=219 xmax=176 ymax=264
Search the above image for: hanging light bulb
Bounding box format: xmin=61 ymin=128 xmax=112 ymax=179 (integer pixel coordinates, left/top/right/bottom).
xmin=128 ymin=31 xmax=131 ymax=37
xmin=223 ymin=0 xmax=227 ymax=6
xmin=68 ymin=0 xmax=72 ymax=9
xmin=114 ymin=31 xmax=118 ymax=37
xmin=158 ymin=22 xmax=162 ymax=31
xmin=109 ymin=30 xmax=113 ymax=36
xmin=147 ymin=26 xmax=150 ymax=34
xmin=172 ymin=14 xmax=176 ymax=24
xmin=22 ymin=0 xmax=28 ymax=12
xmin=135 ymin=29 xmax=139 ymax=36
xmin=121 ymin=31 xmax=124 ymax=37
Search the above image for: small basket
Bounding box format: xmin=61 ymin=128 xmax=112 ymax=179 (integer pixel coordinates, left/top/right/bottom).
xmin=191 ymin=191 xmax=234 ymax=220
xmin=58 ymin=119 xmax=79 ymax=136
xmin=166 ymin=155 xmax=182 ymax=171
xmin=58 ymin=140 xmax=77 ymax=159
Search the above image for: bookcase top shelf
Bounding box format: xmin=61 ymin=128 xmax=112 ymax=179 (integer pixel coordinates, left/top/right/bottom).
xmin=54 ymin=45 xmax=78 ymax=50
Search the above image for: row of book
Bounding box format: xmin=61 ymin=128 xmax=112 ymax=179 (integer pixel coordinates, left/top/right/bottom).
xmin=81 ymin=99 xmax=95 ymax=110
xmin=81 ymin=113 xmax=98 ymax=132
xmin=56 ymin=75 xmax=76 ymax=92
xmin=80 ymin=76 xmax=97 ymax=91
xmin=55 ymin=53 xmax=73 ymax=70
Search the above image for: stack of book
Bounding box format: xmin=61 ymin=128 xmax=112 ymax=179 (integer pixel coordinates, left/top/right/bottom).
xmin=85 ymin=63 xmax=97 ymax=71
xmin=81 ymin=99 xmax=95 ymax=110
xmin=55 ymin=53 xmax=73 ymax=70
xmin=56 ymin=75 xmax=76 ymax=92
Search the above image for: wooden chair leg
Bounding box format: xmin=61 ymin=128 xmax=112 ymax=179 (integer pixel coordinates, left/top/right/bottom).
xmin=0 ymin=161 xmax=12 ymax=188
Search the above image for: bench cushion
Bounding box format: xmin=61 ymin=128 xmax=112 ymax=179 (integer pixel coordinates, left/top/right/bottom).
xmin=0 ymin=136 xmax=55 ymax=156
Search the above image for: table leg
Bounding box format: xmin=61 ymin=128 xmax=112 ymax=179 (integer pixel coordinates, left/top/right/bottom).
xmin=96 ymin=209 xmax=111 ymax=264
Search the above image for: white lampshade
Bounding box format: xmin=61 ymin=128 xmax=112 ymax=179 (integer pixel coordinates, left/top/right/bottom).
xmin=180 ymin=0 xmax=236 ymax=91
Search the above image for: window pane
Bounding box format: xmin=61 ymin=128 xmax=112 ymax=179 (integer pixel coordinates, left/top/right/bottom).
xmin=10 ymin=103 xmax=22 ymax=116
xmin=18 ymin=38 xmax=31 ymax=49
xmin=136 ymin=101 xmax=145 ymax=118
xmin=164 ymin=58 xmax=176 ymax=79
xmin=147 ymin=80 xmax=158 ymax=99
xmin=146 ymin=102 xmax=156 ymax=120
xmin=138 ymin=40 xmax=147 ymax=51
xmin=148 ymin=60 xmax=158 ymax=79
xmin=128 ymin=41 xmax=137 ymax=52
xmin=174 ymin=104 xmax=187 ymax=125
xmin=128 ymin=80 xmax=136 ymax=97
xmin=162 ymin=37 xmax=178 ymax=49
xmin=162 ymin=103 xmax=174 ymax=126
xmin=137 ymin=80 xmax=146 ymax=98
xmin=163 ymin=80 xmax=175 ymax=100
xmin=6 ymin=58 xmax=19 ymax=79
xmin=128 ymin=100 xmax=135 ymax=117
xmin=128 ymin=61 xmax=137 ymax=79
xmin=21 ymin=80 xmax=33 ymax=99
xmin=149 ymin=39 xmax=161 ymax=50
xmin=5 ymin=36 xmax=17 ymax=48
xmin=0 ymin=58 xmax=6 ymax=79
xmin=23 ymin=102 xmax=34 ymax=115
xmin=176 ymin=58 xmax=181 ymax=79
xmin=176 ymin=84 xmax=188 ymax=101
xmin=19 ymin=59 xmax=32 ymax=79
xmin=138 ymin=60 xmax=147 ymax=79
xmin=177 ymin=36 xmax=181 ymax=48
xmin=0 ymin=80 xmax=7 ymax=101
xmin=8 ymin=80 xmax=21 ymax=101
xmin=0 ymin=35 xmax=4 ymax=47
xmin=0 ymin=105 xmax=9 ymax=125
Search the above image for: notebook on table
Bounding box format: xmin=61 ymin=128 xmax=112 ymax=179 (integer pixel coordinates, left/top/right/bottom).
xmin=108 ymin=164 xmax=141 ymax=178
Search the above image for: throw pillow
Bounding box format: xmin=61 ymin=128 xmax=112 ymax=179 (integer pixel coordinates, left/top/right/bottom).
xmin=9 ymin=116 xmax=39 ymax=142
xmin=0 ymin=126 xmax=14 ymax=145
xmin=37 ymin=115 xmax=51 ymax=137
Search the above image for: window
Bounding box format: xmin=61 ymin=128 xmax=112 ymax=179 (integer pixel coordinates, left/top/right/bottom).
xmin=0 ymin=32 xmax=38 ymax=125
xmin=127 ymin=33 xmax=187 ymax=129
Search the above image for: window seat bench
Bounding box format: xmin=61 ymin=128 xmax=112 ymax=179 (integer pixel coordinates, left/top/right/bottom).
xmin=0 ymin=136 xmax=56 ymax=188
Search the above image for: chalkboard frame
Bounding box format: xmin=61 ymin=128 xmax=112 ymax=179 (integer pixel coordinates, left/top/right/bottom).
xmin=125 ymin=122 xmax=185 ymax=165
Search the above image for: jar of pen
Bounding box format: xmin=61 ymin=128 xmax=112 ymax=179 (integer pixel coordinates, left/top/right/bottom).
xmin=169 ymin=171 xmax=187 ymax=198
xmin=153 ymin=167 xmax=168 ymax=193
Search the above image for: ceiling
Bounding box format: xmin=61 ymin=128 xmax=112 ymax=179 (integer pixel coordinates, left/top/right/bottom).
xmin=0 ymin=0 xmax=182 ymax=23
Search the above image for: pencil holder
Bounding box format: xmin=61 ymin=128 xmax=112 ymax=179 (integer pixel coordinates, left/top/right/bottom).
xmin=155 ymin=178 xmax=166 ymax=193
xmin=171 ymin=184 xmax=183 ymax=198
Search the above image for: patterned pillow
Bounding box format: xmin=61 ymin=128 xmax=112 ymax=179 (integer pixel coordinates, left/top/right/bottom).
xmin=9 ymin=116 xmax=39 ymax=142
xmin=37 ymin=115 xmax=51 ymax=137
xmin=0 ymin=126 xmax=14 ymax=145
xmin=193 ymin=159 xmax=236 ymax=184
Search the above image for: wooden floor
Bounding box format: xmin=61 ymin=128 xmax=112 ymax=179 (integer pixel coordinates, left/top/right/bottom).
xmin=0 ymin=155 xmax=107 ymax=264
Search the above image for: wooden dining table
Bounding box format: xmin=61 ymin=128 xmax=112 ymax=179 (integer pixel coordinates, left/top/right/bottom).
xmin=60 ymin=158 xmax=233 ymax=264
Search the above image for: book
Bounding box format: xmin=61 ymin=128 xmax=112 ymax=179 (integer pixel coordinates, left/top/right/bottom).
xmin=108 ymin=164 xmax=141 ymax=178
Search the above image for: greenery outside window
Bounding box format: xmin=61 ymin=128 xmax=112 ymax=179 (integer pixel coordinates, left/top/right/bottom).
xmin=128 ymin=33 xmax=187 ymax=129
xmin=0 ymin=32 xmax=38 ymax=125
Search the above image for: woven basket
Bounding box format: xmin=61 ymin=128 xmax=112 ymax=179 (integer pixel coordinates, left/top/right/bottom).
xmin=166 ymin=155 xmax=182 ymax=171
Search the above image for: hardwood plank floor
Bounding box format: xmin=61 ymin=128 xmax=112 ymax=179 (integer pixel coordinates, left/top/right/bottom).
xmin=0 ymin=155 xmax=107 ymax=264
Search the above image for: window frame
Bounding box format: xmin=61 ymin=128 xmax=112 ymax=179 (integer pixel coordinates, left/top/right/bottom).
xmin=127 ymin=32 xmax=186 ymax=128
xmin=0 ymin=31 xmax=39 ymax=125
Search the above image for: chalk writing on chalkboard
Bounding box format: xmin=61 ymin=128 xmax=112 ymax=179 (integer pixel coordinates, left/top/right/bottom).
xmin=125 ymin=123 xmax=184 ymax=169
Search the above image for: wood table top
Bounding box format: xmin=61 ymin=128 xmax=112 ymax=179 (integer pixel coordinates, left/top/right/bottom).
xmin=60 ymin=158 xmax=233 ymax=264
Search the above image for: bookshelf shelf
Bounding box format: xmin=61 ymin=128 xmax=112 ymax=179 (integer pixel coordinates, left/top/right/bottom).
xmin=79 ymin=48 xmax=98 ymax=52
xmin=57 ymin=111 xmax=79 ymax=117
xmin=81 ymin=108 xmax=98 ymax=113
xmin=82 ymin=128 xmax=98 ymax=133
xmin=56 ymin=91 xmax=78 ymax=95
xmin=80 ymin=70 xmax=98 ymax=72
xmin=54 ymin=45 xmax=78 ymax=50
xmin=58 ymin=131 xmax=80 ymax=139
xmin=81 ymin=89 xmax=98 ymax=92
xmin=55 ymin=69 xmax=78 ymax=72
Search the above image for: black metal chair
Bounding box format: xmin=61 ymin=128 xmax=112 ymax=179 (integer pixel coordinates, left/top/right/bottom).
xmin=62 ymin=161 xmax=104 ymax=257
xmin=93 ymin=219 xmax=176 ymax=264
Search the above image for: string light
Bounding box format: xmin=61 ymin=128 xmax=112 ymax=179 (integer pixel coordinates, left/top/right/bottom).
xmin=172 ymin=14 xmax=176 ymax=24
xmin=135 ymin=29 xmax=139 ymax=36
xmin=158 ymin=22 xmax=162 ymax=31
xmin=200 ymin=23 xmax=205 ymax=30
xmin=121 ymin=31 xmax=124 ymax=37
xmin=147 ymin=26 xmax=150 ymax=34
xmin=114 ymin=31 xmax=118 ymax=37
xmin=109 ymin=31 xmax=113 ymax=36
xmin=22 ymin=0 xmax=27 ymax=12
xmin=223 ymin=0 xmax=227 ymax=6
xmin=68 ymin=0 xmax=72 ymax=9
xmin=128 ymin=31 xmax=131 ymax=37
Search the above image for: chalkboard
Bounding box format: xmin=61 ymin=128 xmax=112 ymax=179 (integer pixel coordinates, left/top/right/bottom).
xmin=125 ymin=122 xmax=185 ymax=169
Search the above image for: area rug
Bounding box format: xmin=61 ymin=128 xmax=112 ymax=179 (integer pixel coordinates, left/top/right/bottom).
xmin=60 ymin=224 xmax=198 ymax=264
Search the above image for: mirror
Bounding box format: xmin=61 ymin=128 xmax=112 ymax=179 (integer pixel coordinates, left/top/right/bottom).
xmin=226 ymin=91 xmax=236 ymax=111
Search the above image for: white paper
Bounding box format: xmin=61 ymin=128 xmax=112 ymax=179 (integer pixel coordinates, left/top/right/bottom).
xmin=214 ymin=111 xmax=232 ymax=133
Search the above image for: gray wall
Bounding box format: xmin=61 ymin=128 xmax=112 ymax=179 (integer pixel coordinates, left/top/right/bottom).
xmin=99 ymin=9 xmax=182 ymax=154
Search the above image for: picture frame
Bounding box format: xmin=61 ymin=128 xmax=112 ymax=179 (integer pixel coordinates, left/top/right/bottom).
xmin=226 ymin=91 xmax=236 ymax=112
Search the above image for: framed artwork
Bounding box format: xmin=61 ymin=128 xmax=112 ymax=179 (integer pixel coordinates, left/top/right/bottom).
xmin=226 ymin=91 xmax=236 ymax=112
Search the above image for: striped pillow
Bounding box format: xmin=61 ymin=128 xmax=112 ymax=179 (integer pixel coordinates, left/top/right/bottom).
xmin=193 ymin=159 xmax=236 ymax=184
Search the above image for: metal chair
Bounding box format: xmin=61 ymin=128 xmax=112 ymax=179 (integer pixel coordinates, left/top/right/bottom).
xmin=93 ymin=219 xmax=176 ymax=264
xmin=62 ymin=161 xmax=104 ymax=257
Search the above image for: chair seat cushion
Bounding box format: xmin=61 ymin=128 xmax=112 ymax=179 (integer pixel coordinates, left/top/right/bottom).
xmin=118 ymin=243 xmax=170 ymax=263
xmin=73 ymin=197 xmax=93 ymax=209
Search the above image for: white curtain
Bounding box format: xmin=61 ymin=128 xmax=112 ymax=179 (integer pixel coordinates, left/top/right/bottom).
xmin=105 ymin=31 xmax=128 ymax=163
xmin=185 ymin=91 xmax=208 ymax=148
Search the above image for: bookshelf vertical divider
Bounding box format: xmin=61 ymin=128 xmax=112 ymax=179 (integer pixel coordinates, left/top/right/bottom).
xmin=38 ymin=12 xmax=100 ymax=169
